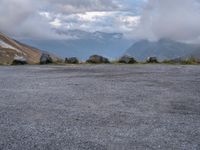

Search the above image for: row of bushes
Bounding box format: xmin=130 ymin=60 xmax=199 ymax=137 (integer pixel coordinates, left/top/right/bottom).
xmin=63 ymin=55 xmax=200 ymax=65
xmin=12 ymin=54 xmax=200 ymax=65
xmin=63 ymin=55 xmax=158 ymax=64
xmin=162 ymin=57 xmax=200 ymax=65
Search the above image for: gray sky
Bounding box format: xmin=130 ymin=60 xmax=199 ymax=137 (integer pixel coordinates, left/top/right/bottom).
xmin=0 ymin=0 xmax=200 ymax=43
xmin=135 ymin=0 xmax=200 ymax=43
xmin=0 ymin=0 xmax=144 ymax=39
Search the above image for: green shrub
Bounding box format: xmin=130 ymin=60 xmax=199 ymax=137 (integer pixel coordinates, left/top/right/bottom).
xmin=162 ymin=57 xmax=200 ymax=65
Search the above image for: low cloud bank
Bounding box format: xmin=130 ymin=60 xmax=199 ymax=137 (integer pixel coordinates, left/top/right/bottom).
xmin=135 ymin=0 xmax=200 ymax=43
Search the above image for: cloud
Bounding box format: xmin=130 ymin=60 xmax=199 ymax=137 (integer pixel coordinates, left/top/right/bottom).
xmin=0 ymin=0 xmax=34 ymax=34
xmin=0 ymin=0 xmax=143 ymax=39
xmin=0 ymin=0 xmax=61 ymax=39
xmin=134 ymin=0 xmax=200 ymax=43
xmin=47 ymin=11 xmax=140 ymax=35
xmin=43 ymin=0 xmax=120 ymax=13
xmin=2 ymin=0 xmax=200 ymax=43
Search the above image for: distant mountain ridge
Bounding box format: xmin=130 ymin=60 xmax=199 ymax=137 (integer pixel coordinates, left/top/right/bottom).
xmin=21 ymin=30 xmax=132 ymax=60
xmin=56 ymin=30 xmax=123 ymax=40
xmin=125 ymin=39 xmax=200 ymax=61
xmin=3 ymin=30 xmax=199 ymax=63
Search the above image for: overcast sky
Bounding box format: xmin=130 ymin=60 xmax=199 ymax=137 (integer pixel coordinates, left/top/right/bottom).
xmin=0 ymin=0 xmax=200 ymax=43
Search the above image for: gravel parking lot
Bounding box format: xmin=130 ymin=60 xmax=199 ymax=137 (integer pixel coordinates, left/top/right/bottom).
xmin=0 ymin=64 xmax=200 ymax=150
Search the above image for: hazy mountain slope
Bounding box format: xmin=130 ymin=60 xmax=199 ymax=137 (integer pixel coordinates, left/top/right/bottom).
xmin=125 ymin=39 xmax=199 ymax=61
xmin=21 ymin=31 xmax=132 ymax=60
xmin=187 ymin=48 xmax=200 ymax=58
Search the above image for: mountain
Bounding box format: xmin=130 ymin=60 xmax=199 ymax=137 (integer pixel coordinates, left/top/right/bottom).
xmin=0 ymin=32 xmax=60 ymax=65
xmin=0 ymin=32 xmax=42 ymax=64
xmin=56 ymin=30 xmax=123 ymax=40
xmin=187 ymin=48 xmax=200 ymax=59
xmin=20 ymin=30 xmax=132 ymax=60
xmin=125 ymin=39 xmax=200 ymax=61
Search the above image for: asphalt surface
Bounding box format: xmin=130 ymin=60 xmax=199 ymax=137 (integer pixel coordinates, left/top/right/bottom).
xmin=0 ymin=64 xmax=200 ymax=150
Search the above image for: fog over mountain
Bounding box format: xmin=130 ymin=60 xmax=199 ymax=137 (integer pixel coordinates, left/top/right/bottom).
xmin=125 ymin=39 xmax=200 ymax=61
xmin=125 ymin=0 xmax=200 ymax=60
xmin=134 ymin=0 xmax=200 ymax=43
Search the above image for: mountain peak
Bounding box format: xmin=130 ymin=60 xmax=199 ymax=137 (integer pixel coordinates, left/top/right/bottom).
xmin=158 ymin=38 xmax=178 ymax=43
xmin=55 ymin=29 xmax=123 ymax=40
xmin=125 ymin=39 xmax=199 ymax=61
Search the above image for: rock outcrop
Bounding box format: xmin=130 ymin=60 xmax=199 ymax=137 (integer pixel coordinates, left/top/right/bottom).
xmin=146 ymin=57 xmax=158 ymax=63
xmin=65 ymin=57 xmax=79 ymax=64
xmin=86 ymin=55 xmax=110 ymax=64
xmin=119 ymin=55 xmax=137 ymax=64
xmin=12 ymin=56 xmax=27 ymax=65
xmin=40 ymin=53 xmax=53 ymax=64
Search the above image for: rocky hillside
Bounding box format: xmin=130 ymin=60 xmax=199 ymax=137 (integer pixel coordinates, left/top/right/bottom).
xmin=0 ymin=32 xmax=60 ymax=65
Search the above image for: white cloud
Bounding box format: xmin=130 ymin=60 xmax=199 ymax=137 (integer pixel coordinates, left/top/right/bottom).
xmin=39 ymin=12 xmax=52 ymax=20
xmin=46 ymin=11 xmax=140 ymax=38
xmin=134 ymin=0 xmax=200 ymax=43
xmin=43 ymin=0 xmax=120 ymax=13
xmin=50 ymin=18 xmax=62 ymax=28
xmin=0 ymin=0 xmax=143 ymax=39
xmin=77 ymin=12 xmax=109 ymax=22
